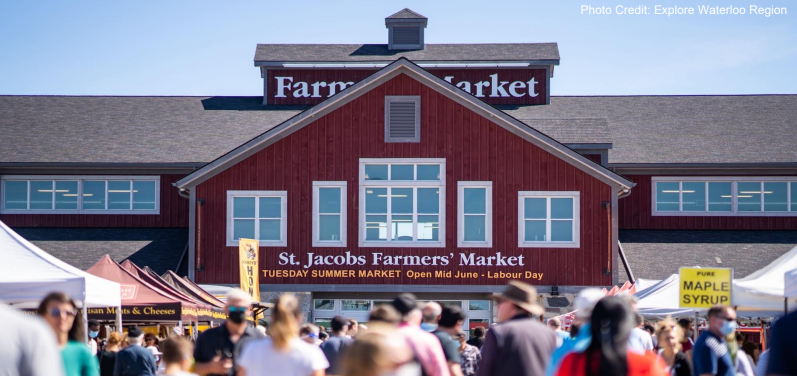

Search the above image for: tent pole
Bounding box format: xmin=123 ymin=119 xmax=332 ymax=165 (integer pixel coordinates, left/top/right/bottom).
xmin=116 ymin=307 xmax=122 ymax=333
xmin=81 ymin=305 xmax=89 ymax=343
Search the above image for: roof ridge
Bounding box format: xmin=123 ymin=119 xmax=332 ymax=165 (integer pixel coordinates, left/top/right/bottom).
xmin=386 ymin=8 xmax=427 ymax=19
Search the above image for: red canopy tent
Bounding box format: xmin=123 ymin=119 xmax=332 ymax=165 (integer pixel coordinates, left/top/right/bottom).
xmin=120 ymin=260 xmax=222 ymax=324
xmin=159 ymin=269 xmax=225 ymax=309
xmin=86 ymin=255 xmax=199 ymax=323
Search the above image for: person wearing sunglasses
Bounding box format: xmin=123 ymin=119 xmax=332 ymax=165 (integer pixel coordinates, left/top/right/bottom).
xmin=37 ymin=292 xmax=99 ymax=376
xmin=193 ymin=288 xmax=263 ymax=376
xmin=693 ymin=306 xmax=737 ymax=376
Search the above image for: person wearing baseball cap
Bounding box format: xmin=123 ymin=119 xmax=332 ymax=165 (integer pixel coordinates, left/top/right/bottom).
xmin=476 ymin=281 xmax=556 ymax=376
xmin=114 ymin=326 xmax=157 ymax=376
xmin=544 ymin=287 xmax=605 ymax=376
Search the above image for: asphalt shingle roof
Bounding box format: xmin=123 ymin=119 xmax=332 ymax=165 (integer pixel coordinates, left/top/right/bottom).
xmin=618 ymin=230 xmax=797 ymax=283
xmin=519 ymin=118 xmax=611 ymax=145
xmin=386 ymin=8 xmax=427 ymax=19
xmin=12 ymin=227 xmax=188 ymax=275
xmin=0 ymin=96 xmax=303 ymax=163
xmin=501 ymin=95 xmax=797 ymax=164
xmin=254 ymin=43 xmax=561 ymax=63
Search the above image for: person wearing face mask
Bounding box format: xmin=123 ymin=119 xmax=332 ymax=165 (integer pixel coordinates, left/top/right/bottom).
xmin=693 ymin=306 xmax=737 ymax=376
xmin=88 ymin=319 xmax=101 ymax=356
xmin=37 ymin=292 xmax=99 ymax=376
xmin=193 ymin=289 xmax=263 ymax=376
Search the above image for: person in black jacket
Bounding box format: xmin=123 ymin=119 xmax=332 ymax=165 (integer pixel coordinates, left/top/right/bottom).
xmin=466 ymin=326 xmax=485 ymax=350
xmin=99 ymin=332 xmax=123 ymax=376
xmin=655 ymin=320 xmax=692 ymax=376
xmin=113 ymin=327 xmax=156 ymax=376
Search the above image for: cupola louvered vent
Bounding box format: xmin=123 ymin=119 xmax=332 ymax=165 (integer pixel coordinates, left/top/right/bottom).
xmin=392 ymin=26 xmax=421 ymax=45
xmin=385 ymin=96 xmax=420 ymax=143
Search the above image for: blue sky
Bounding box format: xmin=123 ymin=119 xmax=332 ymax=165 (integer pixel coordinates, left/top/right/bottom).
xmin=0 ymin=0 xmax=794 ymax=96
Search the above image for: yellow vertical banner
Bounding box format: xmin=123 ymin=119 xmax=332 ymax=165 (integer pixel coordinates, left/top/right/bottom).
xmin=238 ymin=238 xmax=261 ymax=305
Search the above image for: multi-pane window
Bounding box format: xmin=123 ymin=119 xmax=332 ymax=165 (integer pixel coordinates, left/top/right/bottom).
xmin=458 ymin=182 xmax=492 ymax=247
xmin=518 ymin=191 xmax=580 ymax=248
xmin=226 ymin=191 xmax=287 ymax=246
xmin=653 ymin=178 xmax=797 ymax=216
xmin=313 ymin=182 xmax=347 ymax=247
xmin=1 ymin=176 xmax=159 ymax=214
xmin=359 ymin=159 xmax=445 ymax=247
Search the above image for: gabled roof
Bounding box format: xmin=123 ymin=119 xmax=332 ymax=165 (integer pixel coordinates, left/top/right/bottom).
xmin=386 ymin=8 xmax=427 ymax=19
xmin=175 ymin=58 xmax=634 ymax=190
xmin=253 ymin=44 xmax=560 ymax=65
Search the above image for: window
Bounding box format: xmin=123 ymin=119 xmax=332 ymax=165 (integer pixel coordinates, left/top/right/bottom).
xmin=314 ymin=300 xmax=335 ymax=311
xmin=458 ymin=182 xmax=492 ymax=247
xmin=358 ymin=159 xmax=445 ymax=247
xmin=0 ymin=176 xmax=159 ymax=214
xmin=385 ymin=96 xmax=420 ymax=143
xmin=652 ymin=177 xmax=797 ymax=216
xmin=313 ymin=182 xmax=347 ymax=247
xmin=518 ymin=191 xmax=580 ymax=248
xmin=226 ymin=191 xmax=287 ymax=246
xmin=341 ymin=300 xmax=370 ymax=311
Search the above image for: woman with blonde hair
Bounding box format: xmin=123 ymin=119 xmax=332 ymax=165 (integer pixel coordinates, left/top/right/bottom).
xmin=238 ymin=294 xmax=328 ymax=376
xmin=655 ymin=318 xmax=692 ymax=376
xmin=99 ymin=331 xmax=123 ymax=376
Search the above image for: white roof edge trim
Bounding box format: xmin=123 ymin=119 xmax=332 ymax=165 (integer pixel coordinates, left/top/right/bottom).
xmin=177 ymin=59 xmax=631 ymax=190
xmin=255 ymin=60 xmax=560 ymax=67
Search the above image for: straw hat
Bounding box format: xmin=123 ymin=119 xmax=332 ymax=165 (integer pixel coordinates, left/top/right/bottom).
xmin=493 ymin=281 xmax=545 ymax=316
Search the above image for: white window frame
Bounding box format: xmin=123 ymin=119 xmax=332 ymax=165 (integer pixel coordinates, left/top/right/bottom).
xmin=457 ymin=181 xmax=493 ymax=248
xmin=517 ymin=191 xmax=580 ymax=248
xmin=0 ymin=175 xmax=160 ymax=215
xmin=226 ymin=190 xmax=288 ymax=247
xmin=312 ymin=181 xmax=347 ymax=247
xmin=358 ymin=158 xmax=446 ymax=248
xmin=652 ymin=177 xmax=797 ymax=217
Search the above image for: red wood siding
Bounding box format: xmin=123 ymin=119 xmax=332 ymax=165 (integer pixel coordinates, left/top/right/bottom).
xmin=619 ymin=175 xmax=797 ymax=230
xmin=196 ymin=73 xmax=613 ymax=287
xmin=0 ymin=174 xmax=188 ymax=228
xmin=267 ymin=68 xmax=548 ymax=106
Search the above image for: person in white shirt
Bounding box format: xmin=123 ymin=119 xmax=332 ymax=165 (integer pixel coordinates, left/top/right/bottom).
xmin=627 ymin=313 xmax=654 ymax=353
xmin=238 ymin=294 xmax=329 ymax=376
xmin=88 ymin=319 xmax=101 ymax=355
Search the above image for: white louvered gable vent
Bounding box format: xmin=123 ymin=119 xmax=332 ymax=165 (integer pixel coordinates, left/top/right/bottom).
xmin=392 ymin=26 xmax=421 ymax=45
xmin=385 ymin=96 xmax=420 ymax=143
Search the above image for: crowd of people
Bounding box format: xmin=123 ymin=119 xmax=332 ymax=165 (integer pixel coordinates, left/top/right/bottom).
xmin=2 ymin=281 xmax=797 ymax=376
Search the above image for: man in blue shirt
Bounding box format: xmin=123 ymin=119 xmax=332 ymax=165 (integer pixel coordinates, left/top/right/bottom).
xmin=693 ymin=306 xmax=736 ymax=376
xmin=114 ymin=326 xmax=156 ymax=376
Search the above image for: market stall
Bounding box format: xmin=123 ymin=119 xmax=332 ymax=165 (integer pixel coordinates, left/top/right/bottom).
xmin=86 ymin=255 xmax=199 ymax=328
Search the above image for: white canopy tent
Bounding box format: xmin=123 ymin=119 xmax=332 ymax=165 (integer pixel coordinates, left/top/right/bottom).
xmin=0 ymin=221 xmax=122 ymax=335
xmin=734 ymin=245 xmax=797 ymax=313
xmin=785 ymin=269 xmax=797 ymax=299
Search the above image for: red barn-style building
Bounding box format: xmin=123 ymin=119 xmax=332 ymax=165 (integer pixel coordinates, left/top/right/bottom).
xmin=2 ymin=8 xmax=796 ymax=325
